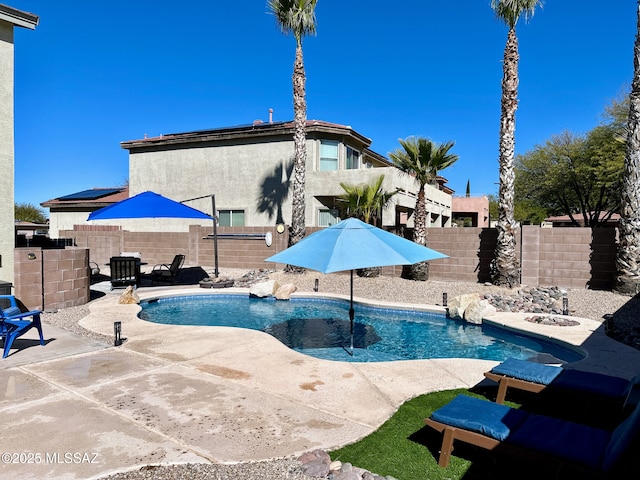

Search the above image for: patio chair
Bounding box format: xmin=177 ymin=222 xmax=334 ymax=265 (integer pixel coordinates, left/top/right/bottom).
xmin=424 ymin=394 xmax=640 ymax=477
xmin=484 ymin=358 xmax=639 ymax=405
xmin=0 ymin=295 xmax=45 ymax=358
xmin=109 ymin=256 xmax=141 ymax=290
xmin=151 ymin=254 xmax=185 ymax=284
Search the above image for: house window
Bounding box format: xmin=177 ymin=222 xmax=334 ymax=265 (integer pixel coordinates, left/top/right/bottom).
xmin=318 ymin=209 xmax=340 ymax=227
xmin=218 ymin=210 xmax=245 ymax=226
xmin=320 ymin=140 xmax=339 ymax=171
xmin=346 ymin=146 xmax=360 ymax=169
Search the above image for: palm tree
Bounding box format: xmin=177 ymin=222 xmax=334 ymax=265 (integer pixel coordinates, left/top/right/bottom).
xmin=615 ymin=1 xmax=640 ymax=296
xmin=268 ymin=0 xmax=318 ymax=274
xmin=490 ymin=0 xmax=542 ymax=288
xmin=337 ymin=175 xmax=398 ymax=277
xmin=337 ymin=175 xmax=397 ymax=226
xmin=389 ymin=137 xmax=458 ymax=281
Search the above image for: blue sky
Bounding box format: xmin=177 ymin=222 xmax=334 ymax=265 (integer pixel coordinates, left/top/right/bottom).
xmin=9 ymin=1 xmax=636 ymax=211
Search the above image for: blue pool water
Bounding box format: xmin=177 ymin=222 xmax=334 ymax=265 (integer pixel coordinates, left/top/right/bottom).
xmin=138 ymin=294 xmax=584 ymax=363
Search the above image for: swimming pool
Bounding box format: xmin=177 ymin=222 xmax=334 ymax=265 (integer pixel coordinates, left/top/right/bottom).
xmin=138 ymin=294 xmax=584 ymax=363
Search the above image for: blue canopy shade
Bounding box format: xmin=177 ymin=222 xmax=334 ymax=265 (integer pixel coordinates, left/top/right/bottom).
xmin=265 ymin=217 xmax=448 ymax=273
xmin=87 ymin=191 xmax=212 ymax=221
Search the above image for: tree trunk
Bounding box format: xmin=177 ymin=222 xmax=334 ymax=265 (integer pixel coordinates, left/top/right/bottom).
xmin=491 ymin=27 xmax=521 ymax=288
xmin=286 ymin=42 xmax=307 ymax=273
xmin=615 ymin=2 xmax=640 ymax=295
xmin=410 ymin=185 xmax=429 ymax=281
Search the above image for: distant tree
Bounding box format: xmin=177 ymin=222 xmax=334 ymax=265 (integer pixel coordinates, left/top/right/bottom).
xmin=15 ymin=203 xmax=47 ymax=224
xmin=490 ymin=0 xmax=542 ymax=288
xmin=268 ymin=0 xmax=318 ymax=274
xmin=390 ymin=137 xmax=458 ymax=281
xmin=465 ymin=180 xmax=471 ymax=197
xmin=515 ymin=129 xmax=624 ymax=227
xmin=616 ymin=1 xmax=640 ymax=295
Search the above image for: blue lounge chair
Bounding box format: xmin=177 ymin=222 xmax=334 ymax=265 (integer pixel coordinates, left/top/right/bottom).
xmin=0 ymin=295 xmax=45 ymax=358
xmin=425 ymin=394 xmax=640 ymax=477
xmin=484 ymin=358 xmax=640 ymax=405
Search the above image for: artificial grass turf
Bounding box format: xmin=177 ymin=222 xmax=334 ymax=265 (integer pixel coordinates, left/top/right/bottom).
xmin=328 ymin=388 xmax=520 ymax=480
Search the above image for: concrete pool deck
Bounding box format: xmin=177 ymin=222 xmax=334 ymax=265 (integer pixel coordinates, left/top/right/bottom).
xmin=1 ymin=284 xmax=639 ymax=479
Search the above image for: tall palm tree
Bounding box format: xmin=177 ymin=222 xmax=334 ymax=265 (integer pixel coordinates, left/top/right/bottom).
xmin=390 ymin=137 xmax=458 ymax=281
xmin=490 ymin=0 xmax=542 ymax=288
xmin=338 ymin=174 xmax=398 ymax=277
xmin=268 ymin=0 xmax=318 ymax=272
xmin=615 ymin=1 xmax=640 ymax=296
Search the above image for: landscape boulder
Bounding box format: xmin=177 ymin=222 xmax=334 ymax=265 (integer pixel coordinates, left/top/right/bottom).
xmin=274 ymin=283 xmax=297 ymax=300
xmin=463 ymin=297 xmax=497 ymax=324
xmin=118 ymin=285 xmax=140 ymax=305
xmin=249 ymin=280 xmax=279 ymax=298
xmin=447 ymin=293 xmax=480 ymax=320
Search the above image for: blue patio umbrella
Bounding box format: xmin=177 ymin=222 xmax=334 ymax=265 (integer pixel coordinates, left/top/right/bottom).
xmin=265 ymin=217 xmax=448 ymax=354
xmin=87 ymin=191 xmax=212 ymax=220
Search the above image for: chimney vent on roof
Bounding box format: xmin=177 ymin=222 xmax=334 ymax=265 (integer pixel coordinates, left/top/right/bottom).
xmin=253 ymin=119 xmax=263 ymax=126
xmin=269 ymin=108 xmax=273 ymax=124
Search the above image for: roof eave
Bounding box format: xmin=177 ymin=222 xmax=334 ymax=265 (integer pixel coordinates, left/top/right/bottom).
xmin=0 ymin=4 xmax=39 ymax=29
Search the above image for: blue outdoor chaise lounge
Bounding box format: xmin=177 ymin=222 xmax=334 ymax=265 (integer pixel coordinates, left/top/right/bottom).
xmin=484 ymin=358 xmax=640 ymax=405
xmin=424 ymin=394 xmax=640 ymax=477
xmin=0 ymin=295 xmax=45 ymax=358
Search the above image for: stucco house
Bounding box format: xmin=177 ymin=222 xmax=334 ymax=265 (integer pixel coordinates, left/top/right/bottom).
xmin=0 ymin=4 xmax=38 ymax=286
xmin=45 ymin=119 xmax=453 ymax=235
xmin=118 ymin=119 xmax=452 ymax=232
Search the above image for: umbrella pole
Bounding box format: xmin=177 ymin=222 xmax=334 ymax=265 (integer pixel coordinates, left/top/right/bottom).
xmin=349 ymin=269 xmax=354 ymax=356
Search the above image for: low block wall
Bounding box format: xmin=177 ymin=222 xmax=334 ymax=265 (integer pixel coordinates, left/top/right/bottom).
xmin=14 ymin=247 xmax=90 ymax=310
xmin=58 ymin=224 xmax=619 ymax=292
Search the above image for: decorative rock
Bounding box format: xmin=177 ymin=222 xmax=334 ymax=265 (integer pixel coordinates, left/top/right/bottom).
xmin=274 ymin=283 xmax=298 ymax=300
xmin=333 ymin=471 xmax=360 ymax=480
xmin=329 ymin=460 xmax=342 ymax=471
xmin=118 ymin=285 xmax=139 ymax=305
xmin=464 ymin=298 xmax=497 ymax=324
xmin=447 ymin=293 xmax=480 ymax=320
xmin=249 ymin=280 xmax=279 ymax=298
xmin=299 ymin=449 xmax=330 ymax=477
xmin=525 ymin=315 xmax=579 ymax=326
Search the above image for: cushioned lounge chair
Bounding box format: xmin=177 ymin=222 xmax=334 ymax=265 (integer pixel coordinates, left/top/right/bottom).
xmin=151 ymin=254 xmax=185 ymax=284
xmin=424 ymin=394 xmax=640 ymax=477
xmin=484 ymin=358 xmax=640 ymax=405
xmin=0 ymin=295 xmax=45 ymax=358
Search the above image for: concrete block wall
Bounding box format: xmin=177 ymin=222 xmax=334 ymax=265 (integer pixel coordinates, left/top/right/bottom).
xmin=536 ymin=226 xmax=616 ymax=289
xmin=427 ymin=227 xmax=497 ymax=283
xmin=59 ymin=224 xmax=619 ymax=291
xmin=62 ymin=225 xmax=288 ymax=272
xmin=14 ymin=247 xmax=90 ymax=310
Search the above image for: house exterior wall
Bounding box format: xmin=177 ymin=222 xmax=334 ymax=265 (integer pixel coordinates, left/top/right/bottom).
xmin=0 ymin=22 xmax=15 ymax=286
xmin=126 ymin=132 xmax=452 ymax=231
xmin=452 ymin=195 xmax=490 ymax=227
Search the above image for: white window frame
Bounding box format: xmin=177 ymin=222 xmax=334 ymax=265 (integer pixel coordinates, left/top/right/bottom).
xmin=218 ymin=209 xmax=245 ymax=226
xmin=319 ymin=140 xmax=339 ymax=171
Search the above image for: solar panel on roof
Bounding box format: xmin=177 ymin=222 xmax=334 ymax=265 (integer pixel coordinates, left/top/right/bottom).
xmin=57 ymin=188 xmax=123 ymax=201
